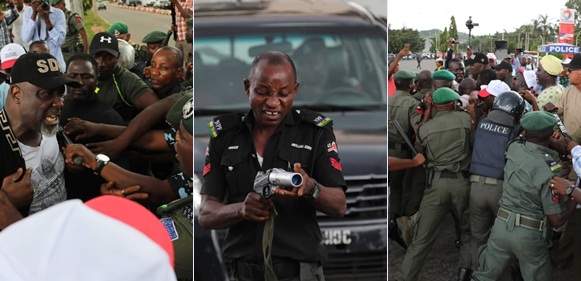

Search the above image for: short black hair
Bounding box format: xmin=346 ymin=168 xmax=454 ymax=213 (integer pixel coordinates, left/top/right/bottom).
xmin=478 ymin=69 xmax=497 ymax=86
xmin=449 ymin=58 xmax=464 ymax=69
xmin=66 ymin=53 xmax=98 ymax=74
xmin=248 ymin=51 xmax=297 ymax=82
xmin=29 ymin=40 xmax=47 ymax=50
xmin=154 ymin=46 xmax=184 ymax=68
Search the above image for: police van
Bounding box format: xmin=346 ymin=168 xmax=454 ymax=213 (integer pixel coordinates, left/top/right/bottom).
xmin=193 ymin=1 xmax=387 ymax=280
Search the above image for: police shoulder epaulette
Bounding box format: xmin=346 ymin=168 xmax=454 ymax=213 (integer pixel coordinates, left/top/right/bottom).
xmin=296 ymin=109 xmax=333 ymax=128
xmin=208 ymin=113 xmax=243 ymax=138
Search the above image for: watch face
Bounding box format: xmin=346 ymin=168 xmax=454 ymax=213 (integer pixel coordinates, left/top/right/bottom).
xmin=97 ymin=154 xmax=110 ymax=162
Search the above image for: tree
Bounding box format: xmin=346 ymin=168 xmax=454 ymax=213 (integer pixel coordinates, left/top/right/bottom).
xmin=449 ymin=16 xmax=458 ymax=41
xmin=438 ymin=27 xmax=449 ymax=52
xmin=387 ymin=27 xmax=425 ymax=53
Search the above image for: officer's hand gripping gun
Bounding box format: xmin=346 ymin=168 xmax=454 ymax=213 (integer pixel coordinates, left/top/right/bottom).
xmin=253 ymin=168 xmax=303 ymax=199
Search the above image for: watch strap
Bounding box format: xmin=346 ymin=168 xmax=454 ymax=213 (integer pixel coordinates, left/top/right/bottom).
xmin=311 ymin=181 xmax=321 ymax=200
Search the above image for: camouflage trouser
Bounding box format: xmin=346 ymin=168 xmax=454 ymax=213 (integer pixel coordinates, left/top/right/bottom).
xmin=401 ymin=174 xmax=470 ymax=281
xmin=472 ymin=216 xmax=551 ymax=281
xmin=226 ymin=259 xmax=325 ymax=281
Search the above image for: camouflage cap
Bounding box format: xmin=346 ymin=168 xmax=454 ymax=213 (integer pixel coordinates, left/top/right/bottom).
xmin=394 ymin=70 xmax=416 ymax=81
xmin=520 ymin=111 xmax=557 ymax=132
xmin=432 ymin=69 xmax=456 ymax=81
xmin=142 ymin=31 xmax=167 ymax=44
xmin=107 ymin=22 xmax=128 ymax=36
xmin=166 ymin=92 xmax=193 ymax=135
xmin=432 ymin=87 xmax=460 ymax=104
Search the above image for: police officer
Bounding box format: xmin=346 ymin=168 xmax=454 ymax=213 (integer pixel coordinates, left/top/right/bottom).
xmin=198 ymin=51 xmax=347 ymax=281
xmin=401 ymin=87 xmax=472 ymax=281
xmin=432 ymin=69 xmax=456 ymax=90
xmin=471 ymin=111 xmax=576 ymax=281
xmin=388 ymin=70 xmax=420 ymax=246
xmin=157 ymin=93 xmax=193 ymax=281
xmin=132 ymin=31 xmax=166 ymax=79
xmin=51 ymin=0 xmax=88 ymax=61
xmin=465 ymin=91 xmax=525 ymax=280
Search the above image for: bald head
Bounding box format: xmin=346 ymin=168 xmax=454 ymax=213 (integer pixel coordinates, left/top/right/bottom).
xmin=458 ymin=77 xmax=477 ymax=96
xmin=153 ymin=46 xmax=183 ymax=68
xmin=248 ymin=51 xmax=297 ymax=83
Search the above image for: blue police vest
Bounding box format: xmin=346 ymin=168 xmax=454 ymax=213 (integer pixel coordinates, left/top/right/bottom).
xmin=470 ymin=112 xmax=518 ymax=179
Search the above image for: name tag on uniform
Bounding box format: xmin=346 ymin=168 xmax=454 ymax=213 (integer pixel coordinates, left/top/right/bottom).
xmin=291 ymin=143 xmax=312 ymax=150
xmin=160 ymin=217 xmax=179 ymax=241
xmin=227 ymin=146 xmax=239 ymax=150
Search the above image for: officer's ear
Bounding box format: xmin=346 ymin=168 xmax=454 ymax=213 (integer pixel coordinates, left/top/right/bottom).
xmin=243 ymin=79 xmax=250 ymax=96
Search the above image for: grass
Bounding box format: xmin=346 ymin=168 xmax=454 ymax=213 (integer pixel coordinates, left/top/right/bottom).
xmin=83 ymin=10 xmax=110 ymax=41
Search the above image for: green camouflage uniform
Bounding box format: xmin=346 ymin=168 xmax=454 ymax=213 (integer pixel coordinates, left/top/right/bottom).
xmin=62 ymin=9 xmax=84 ymax=62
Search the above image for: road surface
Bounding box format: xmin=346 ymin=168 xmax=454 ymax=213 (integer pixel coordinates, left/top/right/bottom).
xmin=97 ymin=4 xmax=175 ymax=45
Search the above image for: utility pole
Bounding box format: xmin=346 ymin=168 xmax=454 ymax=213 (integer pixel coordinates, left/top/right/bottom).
xmin=466 ymin=16 xmax=479 ymax=48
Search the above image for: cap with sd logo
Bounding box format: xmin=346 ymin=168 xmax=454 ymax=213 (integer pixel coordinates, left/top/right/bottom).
xmin=10 ymin=53 xmax=78 ymax=90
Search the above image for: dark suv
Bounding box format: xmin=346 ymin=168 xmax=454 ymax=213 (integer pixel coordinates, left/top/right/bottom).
xmin=193 ymin=1 xmax=387 ymax=280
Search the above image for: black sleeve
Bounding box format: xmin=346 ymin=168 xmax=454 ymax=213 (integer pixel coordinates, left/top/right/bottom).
xmin=312 ymin=128 xmax=347 ymax=191
xmin=200 ymin=137 xmax=227 ymax=200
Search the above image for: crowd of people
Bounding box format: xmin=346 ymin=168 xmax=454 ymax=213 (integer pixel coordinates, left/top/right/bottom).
xmin=389 ymin=40 xmax=581 ymax=281
xmin=0 ymin=0 xmax=193 ymax=280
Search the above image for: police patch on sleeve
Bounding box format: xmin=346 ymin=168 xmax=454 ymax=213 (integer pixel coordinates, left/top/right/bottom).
xmin=329 ymin=157 xmax=343 ymax=171
xmin=160 ymin=217 xmax=179 ymax=241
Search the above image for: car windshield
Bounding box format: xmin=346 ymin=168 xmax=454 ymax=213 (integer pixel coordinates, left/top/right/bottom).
xmin=194 ymin=29 xmax=386 ymax=114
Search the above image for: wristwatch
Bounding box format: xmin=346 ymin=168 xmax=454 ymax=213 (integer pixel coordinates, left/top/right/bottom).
xmin=566 ymin=185 xmax=576 ymax=197
xmin=94 ymin=154 xmax=110 ymax=175
xmin=310 ymin=181 xmax=321 ymax=200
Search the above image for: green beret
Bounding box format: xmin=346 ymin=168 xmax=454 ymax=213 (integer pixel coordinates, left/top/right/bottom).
xmin=142 ymin=31 xmax=167 ymax=44
xmin=432 ymin=69 xmax=456 ymax=81
xmin=107 ymin=22 xmax=128 ymax=36
xmin=50 ymin=0 xmax=63 ymax=5
xmin=166 ymin=92 xmax=193 ymax=135
xmin=432 ymin=87 xmax=460 ymax=104
xmin=394 ymin=70 xmax=416 ymax=81
xmin=520 ymin=111 xmax=557 ymax=132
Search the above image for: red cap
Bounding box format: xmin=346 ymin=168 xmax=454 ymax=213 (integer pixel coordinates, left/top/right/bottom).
xmin=478 ymin=88 xmax=491 ymax=98
xmin=86 ymin=195 xmax=175 ymax=267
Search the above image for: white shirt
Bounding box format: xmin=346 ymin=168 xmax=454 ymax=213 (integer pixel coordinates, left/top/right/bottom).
xmin=5 ymin=6 xmax=26 ymax=47
xmin=20 ymin=5 xmax=66 ymax=72
xmin=572 ymin=145 xmax=581 ymax=178
xmin=18 ymin=134 xmax=66 ymax=214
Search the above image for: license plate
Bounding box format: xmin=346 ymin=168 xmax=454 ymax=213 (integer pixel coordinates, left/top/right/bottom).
xmin=322 ymin=229 xmax=352 ymax=245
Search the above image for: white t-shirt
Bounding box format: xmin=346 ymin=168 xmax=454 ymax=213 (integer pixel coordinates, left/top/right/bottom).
xmin=6 ymin=6 xmax=25 ymax=47
xmin=18 ymin=134 xmax=66 ymax=214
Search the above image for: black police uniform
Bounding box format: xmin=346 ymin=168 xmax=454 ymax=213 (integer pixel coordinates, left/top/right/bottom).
xmin=201 ymin=109 xmax=346 ymax=280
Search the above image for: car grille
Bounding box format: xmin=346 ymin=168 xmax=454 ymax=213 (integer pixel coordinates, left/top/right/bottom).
xmin=317 ymin=174 xmax=387 ymax=221
xmin=323 ymin=251 xmax=387 ymax=281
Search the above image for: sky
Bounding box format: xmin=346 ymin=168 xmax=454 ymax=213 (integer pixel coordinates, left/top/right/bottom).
xmin=388 ymin=0 xmax=569 ymax=36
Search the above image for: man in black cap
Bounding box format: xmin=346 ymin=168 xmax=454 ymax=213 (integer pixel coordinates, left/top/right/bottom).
xmin=89 ymin=32 xmax=159 ymax=123
xmin=0 ymin=52 xmax=78 ymax=215
xmin=469 ymin=52 xmax=490 ymax=82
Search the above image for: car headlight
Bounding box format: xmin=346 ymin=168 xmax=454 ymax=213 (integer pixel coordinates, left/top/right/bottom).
xmin=193 ymin=174 xmax=202 ymax=216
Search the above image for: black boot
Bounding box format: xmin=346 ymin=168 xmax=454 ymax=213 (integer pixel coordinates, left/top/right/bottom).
xmin=388 ymin=218 xmax=407 ymax=249
xmin=457 ymin=267 xmax=472 ymax=281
